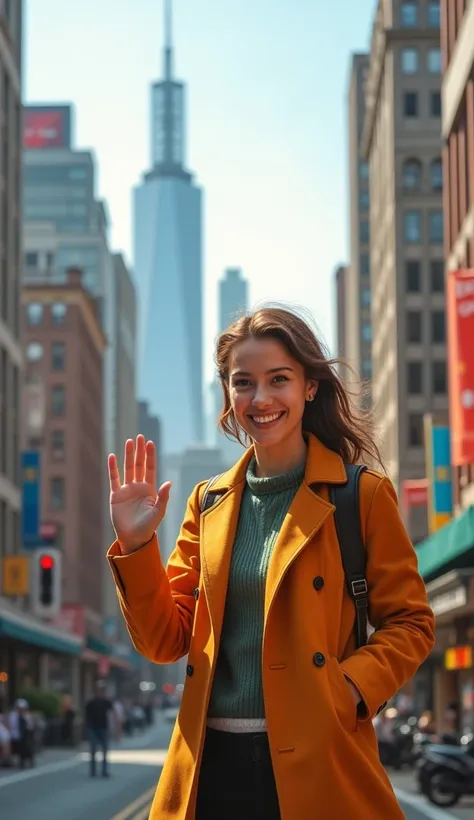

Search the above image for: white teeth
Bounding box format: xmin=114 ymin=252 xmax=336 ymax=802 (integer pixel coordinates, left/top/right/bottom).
xmin=252 ymin=413 xmax=282 ymax=424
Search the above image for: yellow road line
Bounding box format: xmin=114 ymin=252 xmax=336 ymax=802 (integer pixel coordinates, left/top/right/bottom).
xmin=131 ymin=803 xmax=152 ymax=820
xmin=109 ymin=786 xmax=155 ymax=820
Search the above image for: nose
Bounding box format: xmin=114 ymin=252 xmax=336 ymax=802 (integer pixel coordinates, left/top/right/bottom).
xmin=252 ymin=383 xmax=273 ymax=408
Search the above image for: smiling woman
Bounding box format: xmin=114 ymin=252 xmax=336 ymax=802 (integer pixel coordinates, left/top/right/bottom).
xmin=107 ymin=304 xmax=434 ymax=820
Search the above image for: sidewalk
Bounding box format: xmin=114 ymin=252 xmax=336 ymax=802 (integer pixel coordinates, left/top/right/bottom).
xmin=390 ymin=768 xmax=474 ymax=819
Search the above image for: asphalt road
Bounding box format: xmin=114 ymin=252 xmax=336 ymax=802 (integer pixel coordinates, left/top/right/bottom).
xmin=0 ymin=715 xmax=465 ymax=820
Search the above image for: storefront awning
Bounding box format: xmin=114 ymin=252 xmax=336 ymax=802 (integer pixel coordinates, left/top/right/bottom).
xmin=0 ymin=600 xmax=82 ymax=655
xmin=416 ymin=505 xmax=474 ymax=581
xmin=86 ymin=634 xmax=111 ymax=656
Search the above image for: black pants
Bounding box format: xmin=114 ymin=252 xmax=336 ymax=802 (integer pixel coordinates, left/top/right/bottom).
xmin=88 ymin=728 xmax=109 ymax=776
xmin=196 ymin=728 xmax=281 ymax=820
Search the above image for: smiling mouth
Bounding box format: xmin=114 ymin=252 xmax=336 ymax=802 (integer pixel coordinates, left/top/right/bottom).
xmin=248 ymin=411 xmax=286 ymax=427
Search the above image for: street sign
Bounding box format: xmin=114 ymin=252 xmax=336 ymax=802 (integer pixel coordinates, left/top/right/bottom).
xmin=2 ymin=556 xmax=29 ymax=596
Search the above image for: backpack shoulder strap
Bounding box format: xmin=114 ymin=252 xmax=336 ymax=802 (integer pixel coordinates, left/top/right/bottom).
xmin=330 ymin=464 xmax=368 ymax=649
xmin=200 ymin=475 xmax=225 ymax=513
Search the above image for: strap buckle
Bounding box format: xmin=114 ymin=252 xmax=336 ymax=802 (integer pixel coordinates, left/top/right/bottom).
xmin=351 ymin=578 xmax=368 ymax=598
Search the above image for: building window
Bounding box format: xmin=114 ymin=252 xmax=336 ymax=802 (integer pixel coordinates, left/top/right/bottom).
xmin=408 ymin=413 xmax=424 ymax=447
xmin=431 ymin=91 xmax=441 ymax=117
xmin=51 ymin=342 xmax=66 ymax=371
xmin=401 ymin=48 xmax=419 ymax=74
xmin=51 ymin=385 xmax=66 ymax=416
xmin=50 ymin=477 xmax=65 ymax=510
xmin=429 ymin=210 xmax=443 ymax=243
xmin=404 ymin=211 xmax=422 ymax=243
xmin=362 ymin=359 xmax=372 ymax=379
xmin=430 ymin=259 xmax=444 ymax=292
xmin=51 ymin=303 xmax=67 ymax=326
xmin=27 ymin=303 xmax=43 ymax=325
xmin=432 ymin=360 xmax=446 ymax=394
xmin=427 ymin=1 xmax=440 ymax=27
xmin=432 ymin=310 xmax=446 ymax=343
xmin=407 ymin=311 xmax=422 ymax=343
xmin=362 ymin=323 xmax=372 ymax=342
xmin=430 ymin=158 xmax=442 ymax=191
xmin=359 ymin=162 xmax=369 ymax=180
xmin=400 ymin=2 xmax=418 ymax=27
xmin=360 ymin=253 xmax=370 ymax=275
xmin=404 ymin=91 xmax=419 ymax=117
xmin=359 ymin=221 xmax=370 ymax=243
xmin=25 ymin=252 xmax=38 ymax=266
xmin=26 ymin=342 xmax=44 ymax=362
xmin=361 ymin=288 xmax=371 ymax=307
xmin=403 ymin=158 xmax=422 ymax=190
xmin=428 ymin=48 xmax=441 ymax=74
xmin=408 ymin=361 xmax=423 ymax=394
xmin=359 ymin=190 xmax=370 ymax=211
xmin=51 ymin=429 xmax=65 ymax=460
xmin=406 ymin=260 xmax=421 ymax=292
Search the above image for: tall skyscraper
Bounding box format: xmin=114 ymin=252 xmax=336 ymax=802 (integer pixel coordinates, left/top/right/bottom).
xmin=334 ymin=264 xmax=348 ymax=360
xmin=133 ymin=0 xmax=203 ymax=456
xmin=362 ymin=0 xmax=445 ymax=543
xmin=346 ymin=54 xmax=372 ymax=406
xmin=219 ymin=267 xmax=249 ymax=332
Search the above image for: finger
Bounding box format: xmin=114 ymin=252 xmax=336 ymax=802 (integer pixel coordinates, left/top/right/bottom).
xmin=154 ymin=482 xmax=172 ymax=510
xmin=124 ymin=439 xmax=134 ymax=484
xmin=144 ymin=440 xmax=156 ymax=485
xmin=108 ymin=454 xmax=121 ymax=492
xmin=134 ymin=434 xmax=146 ymax=481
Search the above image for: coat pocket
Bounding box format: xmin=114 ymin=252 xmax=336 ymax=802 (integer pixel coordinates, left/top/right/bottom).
xmin=327 ymin=657 xmax=358 ymax=733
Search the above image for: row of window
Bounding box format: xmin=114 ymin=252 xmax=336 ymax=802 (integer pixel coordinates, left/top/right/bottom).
xmin=406 ymin=259 xmax=444 ymax=293
xmin=403 ymin=158 xmax=442 ymax=191
xmin=401 ymin=47 xmax=441 ymax=75
xmin=404 ymin=210 xmax=443 ymax=243
xmin=406 ymin=310 xmax=446 ymax=344
xmin=26 ymin=341 xmax=66 ymax=371
xmin=403 ymin=90 xmax=441 ymax=118
xmin=400 ymin=1 xmax=439 ymax=28
xmin=407 ymin=359 xmax=446 ymax=395
xmin=27 ymin=302 xmax=68 ymax=325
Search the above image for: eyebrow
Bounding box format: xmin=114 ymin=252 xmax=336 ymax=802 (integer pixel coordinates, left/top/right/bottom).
xmin=230 ymin=367 xmax=295 ymax=377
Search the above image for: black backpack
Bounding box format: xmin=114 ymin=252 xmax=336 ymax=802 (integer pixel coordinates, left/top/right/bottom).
xmin=200 ymin=463 xmax=369 ymax=649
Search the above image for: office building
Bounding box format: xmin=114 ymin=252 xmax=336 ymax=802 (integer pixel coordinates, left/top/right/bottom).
xmin=0 ymin=1 xmax=22 ymax=581
xmin=347 ymin=54 xmax=372 ymax=404
xmin=362 ymin=0 xmax=446 ymax=542
xmin=219 ymin=268 xmax=248 ymax=332
xmin=335 ymin=264 xmax=349 ymax=361
xmin=133 ymin=0 xmax=204 ymax=456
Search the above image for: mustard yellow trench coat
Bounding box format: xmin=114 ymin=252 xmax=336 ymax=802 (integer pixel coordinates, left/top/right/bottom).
xmin=108 ymin=434 xmax=434 ymax=819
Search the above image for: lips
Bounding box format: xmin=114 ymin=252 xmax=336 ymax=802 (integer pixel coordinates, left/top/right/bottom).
xmin=249 ymin=411 xmax=286 ymax=426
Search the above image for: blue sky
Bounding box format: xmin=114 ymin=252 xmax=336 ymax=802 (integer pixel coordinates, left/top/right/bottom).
xmin=25 ymin=0 xmax=375 ymax=378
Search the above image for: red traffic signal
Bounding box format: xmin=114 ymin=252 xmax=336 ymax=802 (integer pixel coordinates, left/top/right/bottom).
xmin=40 ymin=555 xmax=55 ymax=570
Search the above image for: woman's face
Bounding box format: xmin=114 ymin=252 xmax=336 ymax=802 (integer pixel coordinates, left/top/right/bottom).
xmin=228 ymin=336 xmax=317 ymax=450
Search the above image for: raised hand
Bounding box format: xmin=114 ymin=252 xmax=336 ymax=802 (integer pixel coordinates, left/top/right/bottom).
xmin=108 ymin=434 xmax=171 ymax=554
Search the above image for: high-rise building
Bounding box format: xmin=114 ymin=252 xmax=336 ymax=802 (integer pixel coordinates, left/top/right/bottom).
xmin=334 ymin=264 xmax=348 ymax=361
xmin=347 ymin=54 xmax=372 ymax=404
xmin=219 ymin=268 xmax=249 ymax=333
xmin=362 ymin=0 xmax=445 ymax=543
xmin=133 ymin=0 xmax=203 ymax=456
xmin=0 ymin=2 xmax=23 ymax=580
xmin=441 ymin=0 xmax=474 ymax=510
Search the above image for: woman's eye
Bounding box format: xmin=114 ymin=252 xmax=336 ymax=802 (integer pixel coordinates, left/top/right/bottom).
xmin=233 ymin=379 xmax=250 ymax=387
xmin=273 ymin=375 xmax=288 ymax=383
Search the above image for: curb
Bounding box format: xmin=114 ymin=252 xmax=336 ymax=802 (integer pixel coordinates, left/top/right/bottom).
xmin=395 ymin=787 xmax=460 ymax=819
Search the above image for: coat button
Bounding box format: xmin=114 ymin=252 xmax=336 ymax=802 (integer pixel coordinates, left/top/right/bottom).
xmin=313 ymin=576 xmax=324 ymax=591
xmin=186 ymin=664 xmax=194 ymax=677
xmin=313 ymin=652 xmax=326 ymax=668
xmin=193 ymin=588 xmax=199 ymax=600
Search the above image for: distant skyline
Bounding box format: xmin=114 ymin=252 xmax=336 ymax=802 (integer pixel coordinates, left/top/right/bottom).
xmin=24 ymin=0 xmax=375 ymax=379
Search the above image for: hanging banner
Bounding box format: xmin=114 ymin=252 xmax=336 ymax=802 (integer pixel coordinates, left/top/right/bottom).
xmin=21 ymin=451 xmax=41 ymax=548
xmin=447 ymin=269 xmax=474 ymax=466
xmin=424 ymin=415 xmax=453 ymax=533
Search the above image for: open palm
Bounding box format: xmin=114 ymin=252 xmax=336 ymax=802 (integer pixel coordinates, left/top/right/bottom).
xmin=108 ymin=435 xmax=171 ymax=554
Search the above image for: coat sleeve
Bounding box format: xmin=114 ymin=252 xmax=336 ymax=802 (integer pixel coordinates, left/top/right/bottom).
xmin=339 ymin=474 xmax=435 ymax=721
xmin=106 ymin=481 xmax=205 ymax=664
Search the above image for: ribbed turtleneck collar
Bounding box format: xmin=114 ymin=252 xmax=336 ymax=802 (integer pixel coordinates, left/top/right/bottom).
xmin=245 ymin=456 xmax=306 ymax=496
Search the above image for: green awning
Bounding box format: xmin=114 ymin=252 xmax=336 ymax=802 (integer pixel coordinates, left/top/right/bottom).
xmin=416 ymin=505 xmax=474 ymax=580
xmin=86 ymin=634 xmax=111 ymax=656
xmin=0 ymin=609 xmax=82 ymax=655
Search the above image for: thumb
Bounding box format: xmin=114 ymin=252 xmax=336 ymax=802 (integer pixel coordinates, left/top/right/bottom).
xmin=154 ymin=481 xmax=172 ymax=512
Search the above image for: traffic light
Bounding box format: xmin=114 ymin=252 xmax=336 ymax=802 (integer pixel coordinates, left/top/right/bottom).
xmin=32 ymin=549 xmax=61 ymax=617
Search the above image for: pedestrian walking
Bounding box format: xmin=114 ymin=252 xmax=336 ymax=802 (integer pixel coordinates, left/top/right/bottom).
xmin=85 ymin=681 xmax=113 ymax=778
xmin=107 ymin=306 xmax=435 ymax=819
xmin=8 ymin=699 xmax=35 ymax=769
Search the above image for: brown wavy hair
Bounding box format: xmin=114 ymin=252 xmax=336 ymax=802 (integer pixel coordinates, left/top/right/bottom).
xmin=215 ymin=305 xmax=383 ymax=468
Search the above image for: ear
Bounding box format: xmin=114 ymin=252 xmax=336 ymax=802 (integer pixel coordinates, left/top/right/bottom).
xmin=306 ymin=380 xmax=319 ymax=402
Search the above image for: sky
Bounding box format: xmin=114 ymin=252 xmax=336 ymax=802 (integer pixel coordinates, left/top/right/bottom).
xmin=24 ymin=0 xmax=375 ymax=381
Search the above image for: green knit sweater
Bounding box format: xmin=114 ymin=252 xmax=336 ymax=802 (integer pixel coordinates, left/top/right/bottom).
xmin=207 ymin=457 xmax=305 ymax=719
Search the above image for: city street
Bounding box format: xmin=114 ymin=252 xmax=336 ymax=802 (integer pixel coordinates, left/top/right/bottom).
xmin=0 ymin=711 xmax=470 ymax=820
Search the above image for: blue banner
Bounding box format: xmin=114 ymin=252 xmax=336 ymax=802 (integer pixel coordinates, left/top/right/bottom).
xmin=21 ymin=451 xmax=40 ymax=548
xmin=430 ymin=426 xmax=453 ymax=532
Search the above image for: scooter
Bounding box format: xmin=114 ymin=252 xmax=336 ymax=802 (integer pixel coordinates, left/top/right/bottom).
xmin=417 ymin=736 xmax=474 ymax=807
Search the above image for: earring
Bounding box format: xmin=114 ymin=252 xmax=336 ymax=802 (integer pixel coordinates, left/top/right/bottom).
xmin=307 ymin=393 xmax=315 ymax=402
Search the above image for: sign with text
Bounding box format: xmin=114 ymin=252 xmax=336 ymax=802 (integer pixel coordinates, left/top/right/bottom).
xmin=23 ymin=106 xmax=71 ymax=149
xmin=424 ymin=416 xmax=453 ymax=533
xmin=21 ymin=451 xmax=40 ymax=548
xmin=2 ymin=556 xmax=29 ymax=596
xmin=447 ymin=269 xmax=474 ymax=465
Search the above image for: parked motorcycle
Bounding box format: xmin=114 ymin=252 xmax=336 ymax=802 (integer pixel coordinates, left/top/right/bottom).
xmin=417 ymin=736 xmax=474 ymax=807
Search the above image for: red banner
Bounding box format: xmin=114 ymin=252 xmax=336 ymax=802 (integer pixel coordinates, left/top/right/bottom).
xmin=23 ymin=109 xmax=67 ymax=149
xmin=447 ymin=269 xmax=474 ymax=466
xmin=401 ymin=479 xmax=428 ymax=511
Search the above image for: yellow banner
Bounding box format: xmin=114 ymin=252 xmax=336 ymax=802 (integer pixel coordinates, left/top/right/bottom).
xmin=2 ymin=556 xmax=29 ymax=596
